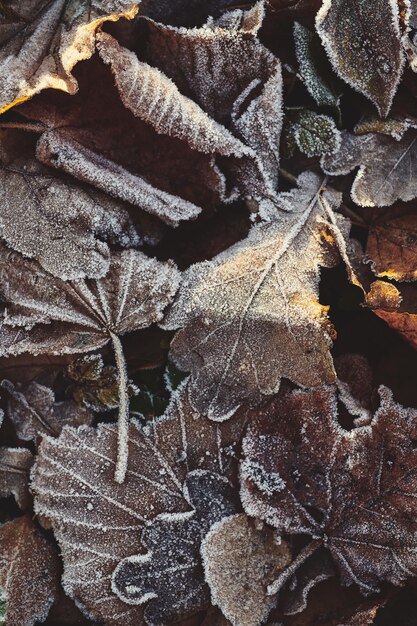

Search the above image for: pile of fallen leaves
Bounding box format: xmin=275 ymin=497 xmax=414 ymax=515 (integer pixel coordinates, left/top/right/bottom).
xmin=1 ymin=1 xmax=417 ymax=625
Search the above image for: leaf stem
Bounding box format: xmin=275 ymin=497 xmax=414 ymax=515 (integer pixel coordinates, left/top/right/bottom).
xmin=0 ymin=122 xmax=46 ymax=133
xmin=110 ymin=331 xmax=130 ymax=484
xmin=267 ymin=538 xmax=322 ymax=596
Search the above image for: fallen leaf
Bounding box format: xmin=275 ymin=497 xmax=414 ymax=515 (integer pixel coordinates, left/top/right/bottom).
xmin=0 ymin=446 xmax=33 ymax=509
xmin=2 ymin=379 xmax=93 ymax=440
xmin=0 ymin=0 xmax=138 ymax=113
xmin=0 ymin=516 xmax=60 ymax=626
xmin=31 ymin=382 xmax=247 ymax=625
xmin=315 ymin=0 xmax=405 ymax=117
xmin=241 ymin=383 xmax=417 ymax=599
xmin=0 ymin=140 xmax=139 ymax=280
xmin=112 ymin=470 xmax=239 ymax=625
xmin=163 ymin=172 xmax=351 ymax=420
xmin=201 ymin=513 xmax=291 ymax=626
xmin=321 ymin=130 xmax=417 ymax=207
xmin=284 ymin=109 xmax=341 ymax=157
xmin=365 ymin=281 xmax=417 ymax=350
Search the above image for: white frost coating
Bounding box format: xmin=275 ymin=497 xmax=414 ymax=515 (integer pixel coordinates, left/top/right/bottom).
xmin=37 ymin=130 xmax=202 ymax=226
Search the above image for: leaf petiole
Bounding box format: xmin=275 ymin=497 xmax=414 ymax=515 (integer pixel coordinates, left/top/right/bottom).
xmin=109 ymin=331 xmax=130 ymax=484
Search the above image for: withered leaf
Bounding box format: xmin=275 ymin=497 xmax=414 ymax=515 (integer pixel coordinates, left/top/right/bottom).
xmin=112 ymin=470 xmax=239 ymax=625
xmin=241 ymin=384 xmax=417 ymax=598
xmin=0 ymin=0 xmax=138 ymax=113
xmin=321 ymin=130 xmax=417 ymax=207
xmin=2 ymin=379 xmax=92 ymax=440
xmin=162 ymin=172 xmax=352 ymax=420
xmin=0 ymin=144 xmax=139 ymax=280
xmin=31 ymin=382 xmax=247 ymax=625
xmin=315 ymin=0 xmax=404 ymax=117
xmin=0 ymin=446 xmax=33 ymax=509
xmin=201 ymin=513 xmax=291 ymax=626
xmin=0 ymin=516 xmax=60 ymax=626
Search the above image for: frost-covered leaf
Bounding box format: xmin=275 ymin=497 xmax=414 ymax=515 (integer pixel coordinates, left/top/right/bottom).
xmin=284 ymin=109 xmax=341 ymax=157
xmin=0 ymin=516 xmax=60 ymax=626
xmin=354 ymin=116 xmax=416 ymax=140
xmin=2 ymin=379 xmax=92 ymax=440
xmin=112 ymin=470 xmax=239 ymax=625
xmin=0 ymin=245 xmax=180 ymax=357
xmin=293 ymin=21 xmax=342 ymax=108
xmin=65 ymin=354 xmax=139 ymax=413
xmin=201 ymin=513 xmax=291 ymax=626
xmin=0 ymin=447 xmax=33 ymax=510
xmin=162 ymin=172 xmax=353 ymax=420
xmin=0 ymin=144 xmax=139 ymax=280
xmin=0 ymin=0 xmax=138 ymax=113
xmin=321 ymin=130 xmax=417 ymax=207
xmin=315 ymin=0 xmax=405 ymax=117
xmin=31 ymin=382 xmax=247 ymax=625
xmin=36 ymin=128 xmax=203 ymax=227
xmin=241 ymin=383 xmax=417 ymax=599
xmin=404 ymin=0 xmax=417 ymax=72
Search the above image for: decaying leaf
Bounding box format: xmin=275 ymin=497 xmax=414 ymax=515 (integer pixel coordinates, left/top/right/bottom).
xmin=321 ymin=130 xmax=417 ymax=207
xmin=0 ymin=142 xmax=139 ymax=280
xmin=315 ymin=0 xmax=405 ymax=117
xmin=284 ymin=109 xmax=341 ymax=157
xmin=201 ymin=513 xmax=291 ymax=626
xmin=0 ymin=516 xmax=60 ymax=626
xmin=163 ymin=172 xmax=353 ymax=420
xmin=293 ymin=21 xmax=342 ymax=109
xmin=2 ymin=379 xmax=92 ymax=440
xmin=0 ymin=446 xmax=33 ymax=509
xmin=0 ymin=243 xmax=180 ymax=482
xmin=112 ymin=470 xmax=239 ymax=625
xmin=31 ymin=382 xmax=247 ymax=625
xmin=241 ymin=383 xmax=417 ymax=600
xmin=0 ymin=0 xmax=138 ymax=113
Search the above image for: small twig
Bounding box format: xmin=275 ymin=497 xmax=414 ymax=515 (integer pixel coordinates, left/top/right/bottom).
xmin=0 ymin=121 xmax=46 ymax=133
xmin=339 ymin=203 xmax=367 ymax=227
xmin=267 ymin=539 xmax=321 ymax=596
xmin=110 ymin=331 xmax=130 ymax=484
xmin=279 ymin=167 xmax=298 ymax=185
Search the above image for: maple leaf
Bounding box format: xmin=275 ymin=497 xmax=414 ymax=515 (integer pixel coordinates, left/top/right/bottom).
xmin=0 ymin=244 xmax=180 ymax=482
xmin=162 ymin=172 xmax=354 ymax=420
xmin=201 ymin=513 xmax=291 ymax=626
xmin=321 ymin=129 xmax=417 ymax=207
xmin=31 ymin=382 xmax=248 ymax=625
xmin=0 ymin=446 xmax=33 ymax=509
xmin=0 ymin=516 xmax=60 ymax=626
xmin=112 ymin=470 xmax=239 ymax=625
xmin=241 ymin=383 xmax=417 ymax=602
xmin=1 ymin=379 xmax=93 ymax=440
xmin=0 ymin=0 xmax=138 ymax=113
xmin=0 ymin=137 xmax=139 ymax=280
xmin=315 ymin=0 xmax=405 ymax=117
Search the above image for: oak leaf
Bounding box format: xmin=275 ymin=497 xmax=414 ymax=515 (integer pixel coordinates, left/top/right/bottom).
xmin=0 ymin=516 xmax=60 ymax=626
xmin=201 ymin=513 xmax=291 ymax=626
xmin=241 ymin=384 xmax=417 ymax=600
xmin=0 ymin=0 xmax=138 ymax=113
xmin=315 ymin=0 xmax=405 ymax=117
xmin=0 ymin=446 xmax=33 ymax=509
xmin=162 ymin=172 xmax=352 ymax=420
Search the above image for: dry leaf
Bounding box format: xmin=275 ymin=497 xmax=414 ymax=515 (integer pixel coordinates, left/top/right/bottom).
xmin=0 ymin=0 xmax=138 ymax=113
xmin=201 ymin=513 xmax=291 ymax=626
xmin=0 ymin=446 xmax=33 ymax=509
xmin=0 ymin=516 xmax=60 ymax=626
xmin=321 ymin=130 xmax=417 ymax=207
xmin=241 ymin=383 xmax=417 ymax=599
xmin=2 ymin=379 xmax=93 ymax=440
xmin=31 ymin=382 xmax=247 ymax=625
xmin=365 ymin=281 xmax=417 ymax=350
xmin=163 ymin=172 xmax=352 ymax=420
xmin=0 ymin=141 xmax=139 ymax=280
xmin=315 ymin=0 xmax=404 ymax=117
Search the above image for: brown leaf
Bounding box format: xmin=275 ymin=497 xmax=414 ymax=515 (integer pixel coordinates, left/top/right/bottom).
xmin=31 ymin=382 xmax=247 ymax=625
xmin=0 ymin=446 xmax=33 ymax=509
xmin=0 ymin=138 xmax=139 ymax=280
xmin=163 ymin=173 xmax=353 ymax=420
xmin=2 ymin=379 xmax=93 ymax=440
xmin=365 ymin=281 xmax=417 ymax=350
xmin=0 ymin=0 xmax=138 ymax=113
xmin=241 ymin=383 xmax=417 ymax=599
xmin=0 ymin=516 xmax=60 ymax=626
xmin=201 ymin=513 xmax=291 ymax=626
